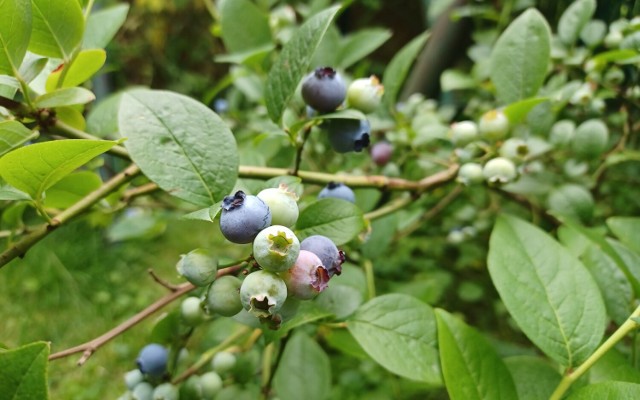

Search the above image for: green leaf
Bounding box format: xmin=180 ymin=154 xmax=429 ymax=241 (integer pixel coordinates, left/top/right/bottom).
xmin=346 ymin=294 xmax=441 ymax=384
xmin=315 ymin=283 xmax=363 ymax=319
xmin=273 ymin=331 xmax=331 ymax=400
xmin=382 ymin=31 xmax=429 ymax=109
xmin=264 ymin=5 xmax=341 ymax=123
xmin=436 ymin=309 xmax=518 ymax=400
xmin=337 ymin=28 xmax=392 ymax=69
xmin=0 ymin=0 xmax=32 ymax=76
xmin=18 ymin=53 xmax=48 ymax=83
xmin=43 ymin=170 xmax=102 ymax=209
xmin=86 ymin=91 xmax=124 ymax=138
xmin=504 ymin=356 xmax=562 ymax=400
xmin=181 ymin=203 xmax=221 ymax=222
xmin=264 ymin=302 xmax=333 ymax=342
xmin=0 ymin=341 xmax=49 ymax=399
xmin=45 ymin=49 xmax=106 ymax=90
xmin=55 ymin=106 xmax=86 ymax=131
xmin=558 ymin=0 xmax=596 ymax=46
xmin=107 ymin=209 xmax=166 ymax=242
xmin=590 ymin=347 xmax=640 ymax=384
xmin=0 ymin=75 xmax=20 ymax=98
xmin=502 ymin=97 xmax=549 ymax=125
xmin=0 ymin=139 xmax=116 ymax=201
xmin=0 ymin=120 xmax=38 ymax=157
xmin=490 ymin=9 xmax=551 ymax=104
xmin=488 ymin=214 xmax=606 ymax=368
xmin=118 ymin=89 xmax=238 ymax=206
xmin=82 ymin=3 xmax=130 ymax=49
xmin=219 ymin=0 xmax=272 ymax=53
xmin=566 ymin=382 xmax=640 ymax=399
xmin=607 ymin=217 xmax=640 ymax=254
xmin=34 ymin=87 xmax=95 ymax=108
xmin=295 ymin=198 xmax=365 ymax=246
xmin=28 ymin=0 xmax=84 ymax=59
xmin=0 ymin=185 xmax=31 ymax=201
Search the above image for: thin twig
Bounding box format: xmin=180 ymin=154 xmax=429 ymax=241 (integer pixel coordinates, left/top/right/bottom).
xmin=148 ymin=268 xmax=182 ymax=292
xmin=396 ymin=184 xmax=464 ymax=239
xmin=292 ymin=125 xmax=313 ymax=175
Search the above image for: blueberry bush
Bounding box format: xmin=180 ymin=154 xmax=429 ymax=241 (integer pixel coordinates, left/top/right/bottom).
xmin=1 ymin=0 xmax=640 ymax=399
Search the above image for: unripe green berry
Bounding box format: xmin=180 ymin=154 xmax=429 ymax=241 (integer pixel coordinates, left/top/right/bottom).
xmin=180 ymin=296 xmax=205 ymax=326
xmin=547 ymin=184 xmax=594 ymax=222
xmin=152 ymin=383 xmax=179 ymax=400
xmin=571 ymin=119 xmax=609 ymax=159
xmin=124 ymin=369 xmax=144 ymax=390
xmin=252 ymin=225 xmax=300 ymax=272
xmin=499 ymin=138 xmax=529 ymax=162
xmin=240 ymin=270 xmax=287 ymax=318
xmin=482 ymin=157 xmax=517 ymax=184
xmin=604 ymin=30 xmax=624 ymax=48
xmin=205 ymin=275 xmax=243 ymax=317
xmin=457 ymin=163 xmax=484 ymax=185
xmin=212 ymin=351 xmax=237 ymax=374
xmin=132 ymin=382 xmax=154 ymax=400
xmin=549 ymin=119 xmax=575 ymax=148
xmin=478 ymin=110 xmax=509 ymax=140
xmin=176 ymin=249 xmax=218 ymax=287
xmin=449 ymin=120 xmax=479 ymax=146
xmin=257 ymin=185 xmax=299 ymax=227
xmin=346 ymin=75 xmax=384 ymax=113
xmin=201 ymin=371 xmax=223 ymax=399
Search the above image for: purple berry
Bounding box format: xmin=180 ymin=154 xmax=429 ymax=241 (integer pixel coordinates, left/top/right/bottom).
xmin=219 ymin=191 xmax=271 ymax=244
xmin=281 ymin=250 xmax=330 ymax=300
xmin=325 ymin=118 xmax=371 ymax=153
xmin=136 ymin=343 xmax=168 ymax=377
xmin=370 ymin=141 xmax=393 ymax=166
xmin=300 ymin=235 xmax=345 ymax=277
xmin=318 ymin=182 xmax=355 ymax=203
xmin=301 ymin=67 xmax=346 ymax=112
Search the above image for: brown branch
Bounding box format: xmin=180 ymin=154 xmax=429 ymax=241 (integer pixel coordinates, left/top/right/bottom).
xmin=122 ymin=183 xmax=160 ymax=203
xmin=148 ymin=268 xmax=182 ymax=292
xmin=48 ymin=264 xmax=245 ymax=365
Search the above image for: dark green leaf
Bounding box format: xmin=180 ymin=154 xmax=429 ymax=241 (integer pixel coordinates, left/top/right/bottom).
xmin=0 ymin=139 xmax=116 ymax=201
xmin=0 ymin=0 xmax=32 ymax=76
xmin=488 ymin=214 xmax=606 ymax=368
xmin=315 ymin=283 xmax=363 ymax=319
xmin=264 ymin=302 xmax=333 ymax=342
xmin=43 ymin=170 xmax=102 ymax=209
xmin=219 ymin=0 xmax=272 ymax=53
xmin=566 ymin=382 xmax=640 ymax=399
xmin=34 ymin=87 xmax=96 ymax=108
xmin=607 ymin=217 xmax=640 ymax=254
xmin=347 ymin=294 xmax=441 ymax=384
xmin=504 ymin=356 xmax=562 ymax=400
xmin=382 ymin=31 xmax=429 ymax=109
xmin=0 ymin=120 xmax=38 ymax=157
xmin=83 ymin=3 xmax=130 ymax=49
xmin=273 ymin=331 xmax=331 ymax=400
xmin=436 ymin=309 xmax=518 ymax=400
xmin=490 ymin=9 xmax=551 ymax=104
xmin=558 ymin=0 xmax=596 ymax=46
xmin=296 ymin=198 xmax=365 ymax=246
xmin=0 ymin=341 xmax=49 ymax=400
xmin=118 ymin=89 xmax=239 ymax=206
xmin=29 ymin=0 xmax=84 ymax=59
xmin=264 ymin=5 xmax=341 ymax=123
xmin=337 ymin=28 xmax=392 ymax=69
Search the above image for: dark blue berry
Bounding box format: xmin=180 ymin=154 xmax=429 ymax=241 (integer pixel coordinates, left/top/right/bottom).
xmin=325 ymin=118 xmax=371 ymax=153
xmin=300 ymin=234 xmax=345 ymax=277
xmin=219 ymin=191 xmax=272 ymax=244
xmin=136 ymin=343 xmax=168 ymax=377
xmin=301 ymin=67 xmax=346 ymax=113
xmin=318 ymin=182 xmax=355 ymax=203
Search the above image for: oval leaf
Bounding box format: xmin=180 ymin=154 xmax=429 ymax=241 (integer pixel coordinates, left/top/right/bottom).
xmin=337 ymin=28 xmax=392 ymax=69
xmin=382 ymin=31 xmax=429 ymax=110
xmin=504 ymin=356 xmax=562 ymax=400
xmin=82 ymin=3 xmax=130 ymax=49
xmin=502 ymin=97 xmax=549 ymax=125
xmin=346 ymin=294 xmax=441 ymax=384
xmin=273 ymin=331 xmax=331 ymax=400
xmin=44 ymin=170 xmax=102 ymax=209
xmin=45 ymin=49 xmax=106 ymax=90
xmin=118 ymin=89 xmax=238 ymax=206
xmin=567 ymin=382 xmax=640 ymax=399
xmin=436 ymin=309 xmax=518 ymax=400
xmin=219 ymin=0 xmax=272 ymax=53
xmin=0 ymin=120 xmax=38 ymax=157
xmin=558 ymin=0 xmax=596 ymax=46
xmin=0 ymin=139 xmax=116 ymax=201
xmin=488 ymin=214 xmax=606 ymax=368
xmin=34 ymin=87 xmax=95 ymax=108
xmin=295 ymin=198 xmax=365 ymax=245
xmin=607 ymin=216 xmax=640 ymax=254
xmin=0 ymin=341 xmax=49 ymax=399
xmin=490 ymin=9 xmax=551 ymax=104
xmin=0 ymin=0 xmax=32 ymax=76
xmin=264 ymin=5 xmax=341 ymax=123
xmin=28 ymin=0 xmax=84 ymax=59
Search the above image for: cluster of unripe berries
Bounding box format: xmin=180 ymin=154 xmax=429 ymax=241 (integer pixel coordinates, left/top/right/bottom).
xmin=301 ymin=67 xmax=385 ymax=154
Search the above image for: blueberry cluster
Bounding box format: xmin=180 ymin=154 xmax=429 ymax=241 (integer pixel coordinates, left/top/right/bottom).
xmin=118 ymin=344 xmax=183 ymax=400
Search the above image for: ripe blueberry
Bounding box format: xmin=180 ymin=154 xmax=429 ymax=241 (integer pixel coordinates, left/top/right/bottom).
xmin=256 ymin=185 xmax=299 ymax=227
xmin=346 ymin=75 xmax=384 ymax=113
xmin=318 ymin=182 xmax=356 ymax=203
xmin=281 ymin=250 xmax=330 ymax=300
xmin=205 ymin=275 xmax=243 ymax=317
xmin=325 ymin=118 xmax=371 ymax=153
xmin=176 ymin=248 xmax=218 ymax=287
xmin=219 ymin=191 xmax=272 ymax=244
xmin=252 ymin=225 xmax=300 ymax=272
xmin=370 ymin=141 xmax=393 ymax=166
xmin=240 ymin=270 xmax=287 ymax=318
xmin=300 ymin=235 xmax=345 ymax=277
xmin=136 ymin=343 xmax=168 ymax=377
xmin=301 ymin=67 xmax=346 ymax=112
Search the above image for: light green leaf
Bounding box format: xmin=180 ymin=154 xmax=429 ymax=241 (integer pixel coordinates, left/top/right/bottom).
xmin=504 ymin=356 xmax=562 ymax=400
xmin=264 ymin=5 xmax=341 ymax=123
xmin=0 ymin=75 xmax=20 ymax=98
xmin=440 ymin=69 xmax=476 ymax=91
xmin=436 ymin=309 xmax=518 ymax=400
xmin=17 ymin=53 xmax=47 ymax=83
xmin=558 ymin=0 xmax=596 ymax=46
xmin=34 ymin=87 xmax=95 ymax=108
xmin=219 ymin=0 xmax=272 ymax=53
xmin=337 ymin=28 xmax=392 ymax=69
xmin=43 ymin=170 xmax=102 ymax=209
xmin=566 ymin=382 xmax=640 ymax=399
xmin=86 ymin=91 xmax=124 ymax=138
xmin=590 ymin=347 xmax=640 ymax=384
xmin=295 ymin=198 xmax=365 ymax=246
xmin=0 ymin=185 xmax=31 ymax=201
xmin=0 ymin=0 xmax=32 ymax=76
xmin=118 ymin=89 xmax=238 ymax=206
xmin=82 ymin=3 xmax=130 ymax=49
xmin=107 ymin=209 xmax=166 ymax=242
xmin=0 ymin=341 xmax=49 ymax=400
xmin=0 ymin=139 xmax=116 ymax=201
xmin=488 ymin=214 xmax=606 ymax=368
xmin=347 ymin=294 xmax=441 ymax=384
xmin=607 ymin=217 xmax=640 ymax=254
xmin=382 ymin=31 xmax=429 ymax=109
xmin=502 ymin=97 xmax=549 ymax=124
xmin=490 ymin=9 xmax=551 ymax=104
xmin=273 ymin=331 xmax=331 ymax=400
xmin=0 ymin=120 xmax=38 ymax=157
xmin=45 ymin=49 xmax=106 ymax=90
xmin=28 ymin=0 xmax=84 ymax=59
xmin=55 ymin=106 xmax=86 ymax=131
xmin=315 ymin=283 xmax=363 ymax=320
